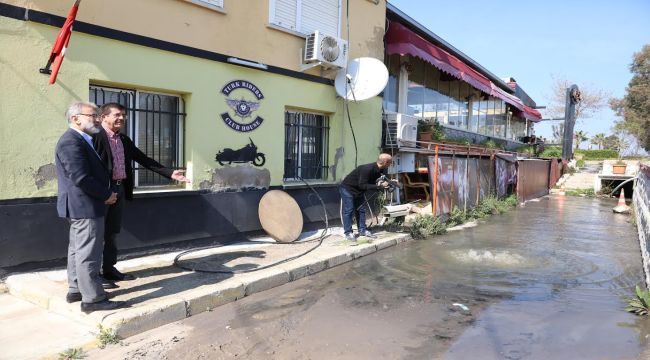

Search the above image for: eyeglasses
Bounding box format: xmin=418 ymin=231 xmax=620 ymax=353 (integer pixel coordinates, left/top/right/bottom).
xmin=77 ymin=113 xmax=98 ymax=119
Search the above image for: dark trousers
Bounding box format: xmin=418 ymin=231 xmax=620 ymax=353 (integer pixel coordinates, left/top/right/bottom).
xmin=339 ymin=186 xmax=367 ymax=235
xmin=103 ymin=183 xmax=124 ymax=272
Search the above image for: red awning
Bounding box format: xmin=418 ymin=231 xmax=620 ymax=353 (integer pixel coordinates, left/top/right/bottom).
xmin=386 ymin=21 xmax=542 ymax=122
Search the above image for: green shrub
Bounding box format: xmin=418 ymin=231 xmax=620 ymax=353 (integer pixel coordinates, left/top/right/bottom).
xmin=503 ymin=195 xmax=519 ymax=207
xmin=565 ymin=188 xmax=595 ymax=197
xmin=446 ymin=206 xmax=467 ymax=227
xmin=574 ymin=149 xmax=618 ymax=160
xmin=576 ymin=159 xmax=585 ymax=168
xmin=468 ymin=195 xmax=518 ymax=219
xmin=445 ymin=137 xmax=472 ymax=146
xmin=481 ymin=139 xmax=502 ymax=149
xmin=515 ymin=145 xmax=535 ymax=155
xmin=432 ymin=121 xmax=445 ymax=141
xmin=97 ymin=325 xmax=120 ymax=349
xmin=410 ymin=214 xmax=446 ymax=239
xmin=58 ymin=348 xmax=85 ymax=360
xmin=540 ymin=147 xmax=562 ymax=158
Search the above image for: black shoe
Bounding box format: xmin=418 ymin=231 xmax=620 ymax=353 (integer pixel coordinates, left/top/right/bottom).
xmin=66 ymin=292 xmax=82 ymax=303
xmin=102 ymin=278 xmax=119 ymax=289
xmin=80 ymin=299 xmax=126 ymax=314
xmin=103 ymin=268 xmax=136 ymax=281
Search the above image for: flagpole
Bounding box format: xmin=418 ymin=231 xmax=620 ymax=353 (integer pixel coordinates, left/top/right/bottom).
xmin=39 ymin=0 xmax=81 ymax=77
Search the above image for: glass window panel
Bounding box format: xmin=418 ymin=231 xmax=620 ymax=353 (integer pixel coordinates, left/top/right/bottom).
xmin=448 ymin=80 xmax=460 ymax=127
xmin=435 ymin=76 xmax=451 ymax=125
xmin=383 ymin=54 xmax=399 ymax=112
xmin=458 ymin=82 xmax=470 ymax=130
xmin=406 ymin=58 xmax=425 ymax=117
xmin=478 ymin=98 xmax=488 ymax=135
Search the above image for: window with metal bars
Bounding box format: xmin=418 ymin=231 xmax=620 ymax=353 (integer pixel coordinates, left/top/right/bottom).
xmin=284 ymin=111 xmax=329 ymax=181
xmin=89 ymin=85 xmax=185 ymax=188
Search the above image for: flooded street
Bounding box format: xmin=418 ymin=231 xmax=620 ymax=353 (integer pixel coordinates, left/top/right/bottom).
xmin=91 ymin=196 xmax=650 ymax=360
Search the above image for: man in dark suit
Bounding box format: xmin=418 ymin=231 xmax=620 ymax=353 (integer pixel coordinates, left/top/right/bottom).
xmin=93 ymin=103 xmax=190 ymax=286
xmin=55 ymin=101 xmax=125 ymax=313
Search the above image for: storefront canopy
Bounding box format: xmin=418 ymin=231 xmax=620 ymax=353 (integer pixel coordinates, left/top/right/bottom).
xmin=386 ymin=21 xmax=542 ymax=122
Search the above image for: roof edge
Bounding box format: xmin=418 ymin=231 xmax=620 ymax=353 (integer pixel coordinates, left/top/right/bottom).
xmin=386 ymin=3 xmax=514 ymax=94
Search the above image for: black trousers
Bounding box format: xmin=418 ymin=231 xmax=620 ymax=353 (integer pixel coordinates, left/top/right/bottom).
xmin=103 ymin=183 xmax=124 ymax=272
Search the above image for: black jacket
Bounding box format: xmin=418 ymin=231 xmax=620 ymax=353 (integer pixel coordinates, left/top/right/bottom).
xmin=56 ymin=129 xmax=112 ymax=218
xmin=340 ymin=162 xmax=386 ymax=196
xmin=93 ymin=129 xmax=174 ymax=200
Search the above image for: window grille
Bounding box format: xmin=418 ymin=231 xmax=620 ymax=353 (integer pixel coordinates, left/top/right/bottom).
xmin=284 ymin=111 xmax=329 ymax=181
xmin=90 ymin=85 xmax=185 ymax=188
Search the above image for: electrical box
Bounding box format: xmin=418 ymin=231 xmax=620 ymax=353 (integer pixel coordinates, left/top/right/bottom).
xmin=387 ymin=152 xmax=415 ymax=174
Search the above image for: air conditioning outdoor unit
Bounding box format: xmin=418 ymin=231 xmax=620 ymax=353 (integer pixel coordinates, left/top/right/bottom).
xmin=304 ymin=31 xmax=348 ymax=69
xmin=383 ymin=112 xmax=418 ymax=148
xmin=387 ymin=152 xmax=415 ymax=174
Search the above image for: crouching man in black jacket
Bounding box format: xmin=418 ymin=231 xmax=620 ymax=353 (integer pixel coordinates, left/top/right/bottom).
xmin=339 ymin=154 xmax=392 ymax=242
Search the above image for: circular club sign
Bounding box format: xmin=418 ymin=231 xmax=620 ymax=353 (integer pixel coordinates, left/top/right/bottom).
xmin=220 ymin=80 xmax=265 ymax=132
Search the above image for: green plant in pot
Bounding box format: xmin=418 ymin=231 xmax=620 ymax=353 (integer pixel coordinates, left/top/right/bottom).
xmin=417 ymin=120 xmax=433 ymax=142
xmin=417 ymin=120 xmax=445 ymax=142
xmin=612 ymin=159 xmax=627 ymax=174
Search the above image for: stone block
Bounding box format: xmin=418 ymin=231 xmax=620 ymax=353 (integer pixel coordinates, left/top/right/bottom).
xmin=103 ymin=299 xmax=188 ymax=339
xmin=242 ymin=268 xmax=290 ymax=296
xmin=185 ymin=282 xmax=245 ymax=316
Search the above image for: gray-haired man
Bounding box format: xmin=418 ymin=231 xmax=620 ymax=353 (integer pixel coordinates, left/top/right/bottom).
xmin=55 ymin=101 xmax=125 ymax=313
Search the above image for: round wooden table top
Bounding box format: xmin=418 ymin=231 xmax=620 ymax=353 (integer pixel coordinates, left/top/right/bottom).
xmin=258 ymin=190 xmax=303 ymax=243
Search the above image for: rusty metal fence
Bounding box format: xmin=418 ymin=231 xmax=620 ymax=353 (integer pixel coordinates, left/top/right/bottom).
xmin=427 ymin=154 xmax=496 ymax=216
xmin=425 ymin=152 xmax=555 ymax=216
xmin=517 ymin=159 xmax=552 ymax=202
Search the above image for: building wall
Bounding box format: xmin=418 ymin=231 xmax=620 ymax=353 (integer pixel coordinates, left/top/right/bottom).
xmin=2 ymin=0 xmax=386 ymax=77
xmin=0 ymin=1 xmax=387 ymax=266
xmin=0 ymin=4 xmax=384 ymax=200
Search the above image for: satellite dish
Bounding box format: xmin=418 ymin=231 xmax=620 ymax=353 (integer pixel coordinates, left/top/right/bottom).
xmin=335 ymin=57 xmax=389 ymax=102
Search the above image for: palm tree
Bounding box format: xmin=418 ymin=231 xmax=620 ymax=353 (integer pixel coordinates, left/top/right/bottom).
xmin=590 ymin=133 xmax=606 ymax=150
xmin=574 ymin=130 xmax=588 ymax=150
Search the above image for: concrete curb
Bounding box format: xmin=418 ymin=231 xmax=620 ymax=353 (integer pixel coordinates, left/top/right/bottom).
xmin=5 ymin=232 xmax=412 ymax=340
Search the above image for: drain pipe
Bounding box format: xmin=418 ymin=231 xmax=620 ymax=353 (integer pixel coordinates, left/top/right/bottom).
xmin=609 ymin=177 xmax=637 ymax=196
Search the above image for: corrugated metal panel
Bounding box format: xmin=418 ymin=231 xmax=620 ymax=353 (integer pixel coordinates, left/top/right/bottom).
xmin=517 ymin=159 xmax=551 ymax=202
xmin=428 ymin=155 xmax=498 ymax=216
xmin=496 ymin=158 xmax=517 ymax=199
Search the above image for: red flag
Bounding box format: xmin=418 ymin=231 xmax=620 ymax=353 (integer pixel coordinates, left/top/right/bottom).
xmin=44 ymin=0 xmax=81 ymax=84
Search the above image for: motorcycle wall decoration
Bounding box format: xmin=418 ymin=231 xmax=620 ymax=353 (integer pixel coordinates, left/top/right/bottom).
xmin=215 ymin=138 xmax=266 ymax=167
xmin=216 ymin=80 xmax=266 ymax=166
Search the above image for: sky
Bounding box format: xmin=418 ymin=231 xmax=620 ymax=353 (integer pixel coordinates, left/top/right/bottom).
xmin=388 ymin=0 xmax=650 ymax=145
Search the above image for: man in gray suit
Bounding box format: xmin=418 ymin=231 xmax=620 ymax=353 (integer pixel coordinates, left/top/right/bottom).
xmin=55 ymin=101 xmax=125 ymax=313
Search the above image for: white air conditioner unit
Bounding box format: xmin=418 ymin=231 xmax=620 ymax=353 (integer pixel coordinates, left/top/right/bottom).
xmin=383 ymin=113 xmax=418 ymax=148
xmin=387 ymin=152 xmax=415 ymax=174
xmin=303 ymin=31 xmax=348 ymax=69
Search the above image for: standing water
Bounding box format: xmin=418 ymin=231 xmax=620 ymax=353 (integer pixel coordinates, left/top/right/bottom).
xmin=90 ymin=196 xmax=650 ymax=359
